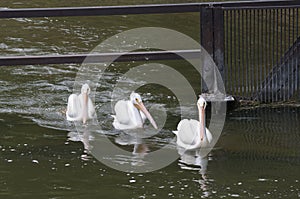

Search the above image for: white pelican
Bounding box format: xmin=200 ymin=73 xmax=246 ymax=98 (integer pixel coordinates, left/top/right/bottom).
xmin=173 ymin=96 xmax=212 ymax=150
xmin=66 ymin=83 xmax=95 ymax=124
xmin=112 ymin=92 xmax=158 ymax=130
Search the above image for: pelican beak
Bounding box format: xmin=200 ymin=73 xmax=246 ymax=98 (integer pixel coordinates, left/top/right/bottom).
xmin=135 ymin=102 xmax=158 ymax=129
xmin=82 ymin=92 xmax=88 ymax=124
xmin=198 ymin=105 xmax=206 ymax=141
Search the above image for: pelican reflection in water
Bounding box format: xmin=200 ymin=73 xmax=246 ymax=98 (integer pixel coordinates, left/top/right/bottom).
xmin=112 ymin=92 xmax=158 ymax=130
xmin=66 ymin=83 xmax=95 ymax=124
xmin=173 ymin=95 xmax=212 ymax=150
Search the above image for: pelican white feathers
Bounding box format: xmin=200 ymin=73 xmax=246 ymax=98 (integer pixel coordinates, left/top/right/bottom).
xmin=173 ymin=96 xmax=212 ymax=150
xmin=112 ymin=92 xmax=158 ymax=130
xmin=66 ymin=84 xmax=95 ymax=124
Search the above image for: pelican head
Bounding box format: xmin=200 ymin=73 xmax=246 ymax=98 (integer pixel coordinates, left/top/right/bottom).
xmin=81 ymin=83 xmax=91 ymax=95
xmin=130 ymin=92 xmax=142 ymax=105
xmin=197 ymin=95 xmax=207 ymax=109
xmin=130 ymin=92 xmax=158 ymax=129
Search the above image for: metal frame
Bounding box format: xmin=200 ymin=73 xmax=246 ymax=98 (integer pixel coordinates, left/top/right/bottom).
xmin=0 ymin=0 xmax=299 ymax=102
xmin=0 ymin=0 xmax=299 ymax=67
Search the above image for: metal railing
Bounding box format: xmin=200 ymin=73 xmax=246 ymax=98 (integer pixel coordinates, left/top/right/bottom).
xmin=223 ymin=3 xmax=300 ymax=102
xmin=0 ymin=0 xmax=299 ymax=102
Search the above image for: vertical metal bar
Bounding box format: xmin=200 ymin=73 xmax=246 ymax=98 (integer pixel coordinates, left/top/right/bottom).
xmin=291 ymin=8 xmax=295 ymax=98
xmin=271 ymin=9 xmax=278 ymax=102
xmin=234 ymin=10 xmax=237 ymax=95
xmin=271 ymin=9 xmax=275 ymax=103
xmin=229 ymin=10 xmax=233 ymax=94
xmin=246 ymin=9 xmax=250 ymax=98
xmin=247 ymin=10 xmax=252 ymax=96
xmin=276 ymin=8 xmax=279 ymax=102
xmin=256 ymin=9 xmax=260 ymax=99
xmin=281 ymin=9 xmax=284 ymax=101
xmin=287 ymin=8 xmax=291 ymax=100
xmin=267 ymin=10 xmax=274 ymax=102
xmin=257 ymin=9 xmax=261 ymax=101
xmin=224 ymin=10 xmax=228 ymax=93
xmin=200 ymin=7 xmax=213 ymax=93
xmin=295 ymin=8 xmax=300 ymax=100
xmin=263 ymin=9 xmax=267 ymax=102
xmin=267 ymin=9 xmax=272 ymax=102
xmin=264 ymin=9 xmax=267 ymax=102
xmin=225 ymin=10 xmax=230 ymax=95
xmin=241 ymin=9 xmax=244 ymax=97
xmin=274 ymin=9 xmax=277 ymax=102
xmin=284 ymin=8 xmax=287 ymax=101
xmin=241 ymin=9 xmax=245 ymax=98
xmin=237 ymin=9 xmax=241 ymax=96
xmin=254 ymin=10 xmax=259 ymax=99
xmin=257 ymin=9 xmax=260 ymax=100
xmin=239 ymin=9 xmax=242 ymax=96
xmin=213 ymin=8 xmax=225 ymax=84
xmin=262 ymin=9 xmax=265 ymax=102
xmin=251 ymin=9 xmax=255 ymax=98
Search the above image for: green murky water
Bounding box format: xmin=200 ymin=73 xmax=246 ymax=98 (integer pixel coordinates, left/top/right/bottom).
xmin=1 ymin=1 xmax=300 ymax=198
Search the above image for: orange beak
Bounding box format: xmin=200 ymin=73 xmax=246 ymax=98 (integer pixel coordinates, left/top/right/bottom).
xmin=134 ymin=102 xmax=158 ymax=129
xmin=82 ymin=93 xmax=88 ymax=124
xmin=199 ymin=105 xmax=205 ymax=141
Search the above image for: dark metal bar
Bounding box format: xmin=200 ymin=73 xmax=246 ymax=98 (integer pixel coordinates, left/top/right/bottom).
xmin=218 ymin=0 xmax=300 ymax=8
xmin=267 ymin=9 xmax=272 ymax=102
xmin=248 ymin=9 xmax=252 ymax=97
xmin=200 ymin=7 xmax=214 ymax=55
xmin=224 ymin=11 xmax=228 ymax=92
xmin=246 ymin=9 xmax=250 ymax=97
xmin=281 ymin=9 xmax=284 ymax=101
xmin=200 ymin=7 xmax=214 ymax=92
xmin=229 ymin=10 xmax=233 ymax=94
xmin=291 ymin=8 xmax=295 ymax=98
xmin=241 ymin=9 xmax=244 ymax=96
xmin=0 ymin=50 xmax=201 ymax=66
xmin=253 ymin=9 xmax=257 ymax=99
xmin=0 ymin=1 xmax=299 ymax=19
xmin=237 ymin=9 xmax=241 ymax=95
xmin=260 ymin=9 xmax=264 ymax=102
xmin=234 ymin=10 xmax=237 ymax=95
xmin=265 ymin=10 xmax=273 ymax=102
xmin=222 ymin=5 xmax=300 ymax=11
xmin=275 ymin=9 xmax=279 ymax=102
xmin=296 ymin=8 xmax=299 ymax=98
xmin=255 ymin=10 xmax=262 ymax=99
xmin=264 ymin=9 xmax=268 ymax=101
xmin=284 ymin=8 xmax=287 ymax=101
xmin=213 ymin=8 xmax=225 ymax=82
xmin=287 ymin=8 xmax=291 ymax=101
xmin=242 ymin=9 xmax=246 ymax=97
xmin=0 ymin=4 xmax=200 ymax=18
xmin=272 ymin=10 xmax=277 ymax=101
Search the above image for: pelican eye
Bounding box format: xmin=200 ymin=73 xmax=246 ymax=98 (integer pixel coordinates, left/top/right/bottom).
xmin=135 ymin=98 xmax=139 ymax=102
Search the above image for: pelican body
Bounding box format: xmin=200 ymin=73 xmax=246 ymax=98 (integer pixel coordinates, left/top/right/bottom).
xmin=66 ymin=84 xmax=95 ymax=124
xmin=173 ymin=96 xmax=212 ymax=150
xmin=112 ymin=92 xmax=158 ymax=130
